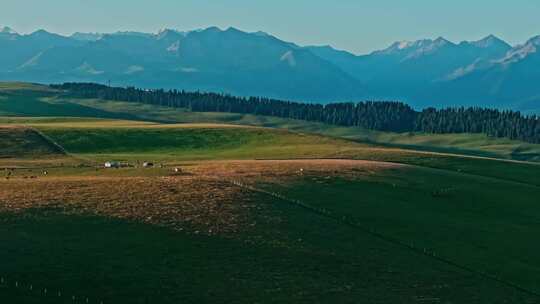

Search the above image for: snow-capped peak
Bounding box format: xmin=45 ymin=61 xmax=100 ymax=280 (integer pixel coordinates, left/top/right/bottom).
xmin=396 ymin=37 xmax=454 ymax=60
xmin=157 ymin=28 xmax=176 ymax=35
xmin=376 ymin=40 xmax=412 ymax=54
xmin=377 ymin=38 xmax=448 ymax=55
xmin=527 ymin=35 xmax=540 ymax=46
xmin=156 ymin=28 xmax=186 ymax=40
xmin=497 ymin=38 xmax=538 ymax=65
xmin=71 ymin=32 xmax=103 ymax=41
xmin=397 ymin=41 xmax=414 ymax=50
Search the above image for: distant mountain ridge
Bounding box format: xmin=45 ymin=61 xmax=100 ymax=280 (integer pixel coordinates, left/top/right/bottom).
xmin=0 ymin=26 xmax=539 ymax=112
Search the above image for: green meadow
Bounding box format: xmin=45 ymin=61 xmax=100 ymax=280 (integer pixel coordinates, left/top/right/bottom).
xmin=2 ymin=82 xmax=540 ymax=161
xmin=256 ymin=165 xmax=540 ymax=293
xmin=1 ymin=82 xmax=540 ymax=303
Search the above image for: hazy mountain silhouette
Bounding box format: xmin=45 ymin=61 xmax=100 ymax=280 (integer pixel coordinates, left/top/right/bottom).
xmin=0 ymin=26 xmax=539 ymax=111
xmin=0 ymin=26 xmax=364 ymax=102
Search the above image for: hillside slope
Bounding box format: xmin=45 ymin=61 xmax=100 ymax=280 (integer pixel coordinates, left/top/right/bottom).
xmin=2 ymin=87 xmax=540 ymax=301
xmin=37 ymin=123 xmax=364 ymax=161
xmin=1 ymin=82 xmax=540 ymax=162
xmin=0 ymin=126 xmax=64 ymax=158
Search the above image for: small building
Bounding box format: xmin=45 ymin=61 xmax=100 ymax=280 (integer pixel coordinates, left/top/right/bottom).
xmin=104 ymin=161 xmax=120 ymax=168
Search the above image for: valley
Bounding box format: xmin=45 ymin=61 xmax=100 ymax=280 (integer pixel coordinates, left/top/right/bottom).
xmin=1 ymin=83 xmax=540 ymax=303
xmin=3 ymin=2 xmax=540 ymax=303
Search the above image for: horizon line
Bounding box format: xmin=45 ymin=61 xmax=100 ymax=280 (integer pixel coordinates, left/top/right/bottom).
xmin=2 ymin=24 xmax=538 ymax=56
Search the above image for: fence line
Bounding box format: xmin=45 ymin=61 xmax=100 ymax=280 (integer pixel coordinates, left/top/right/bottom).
xmin=2 ymin=179 xmax=538 ymax=301
xmin=28 ymin=126 xmax=69 ymax=156
xmin=228 ymin=179 xmax=540 ymax=298
xmin=28 ymin=126 xmax=97 ymax=165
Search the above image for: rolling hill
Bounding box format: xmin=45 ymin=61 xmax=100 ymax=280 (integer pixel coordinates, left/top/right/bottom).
xmin=3 ymin=117 xmax=540 ymax=303
xmin=2 ymin=82 xmax=540 ymax=162
xmin=0 ymin=126 xmax=64 ymax=158
xmin=3 ymin=83 xmax=540 ymax=303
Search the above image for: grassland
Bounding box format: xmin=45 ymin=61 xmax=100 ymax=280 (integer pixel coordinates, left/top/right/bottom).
xmin=0 ymin=86 xmax=139 ymax=120
xmin=2 ymin=161 xmax=540 ymax=303
xmin=248 ymin=163 xmax=540 ymax=293
xmin=1 ymin=204 xmax=534 ymax=304
xmin=4 ymin=118 xmax=539 ymax=189
xmin=1 ymin=82 xmax=540 ymax=161
xmin=66 ymin=98 xmax=540 ymax=162
xmin=28 ymin=122 xmax=368 ymax=162
xmin=2 ymin=82 xmax=540 ymax=303
xmin=0 ymin=126 xmax=64 ymax=158
xmin=0 ymin=82 xmax=56 ymax=92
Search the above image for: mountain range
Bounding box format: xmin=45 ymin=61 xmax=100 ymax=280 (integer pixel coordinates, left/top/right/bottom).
xmin=1 ymin=26 xmax=539 ymax=112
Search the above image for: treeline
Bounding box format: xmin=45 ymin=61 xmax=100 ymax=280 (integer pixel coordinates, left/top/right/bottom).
xmin=52 ymin=83 xmax=540 ymax=143
xmin=417 ymin=107 xmax=540 ymax=143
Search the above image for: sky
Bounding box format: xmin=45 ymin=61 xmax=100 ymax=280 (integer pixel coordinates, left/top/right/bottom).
xmin=2 ymin=0 xmax=540 ymax=55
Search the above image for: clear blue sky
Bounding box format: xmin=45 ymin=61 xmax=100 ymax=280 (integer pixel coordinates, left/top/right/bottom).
xmin=2 ymin=0 xmax=539 ymax=54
